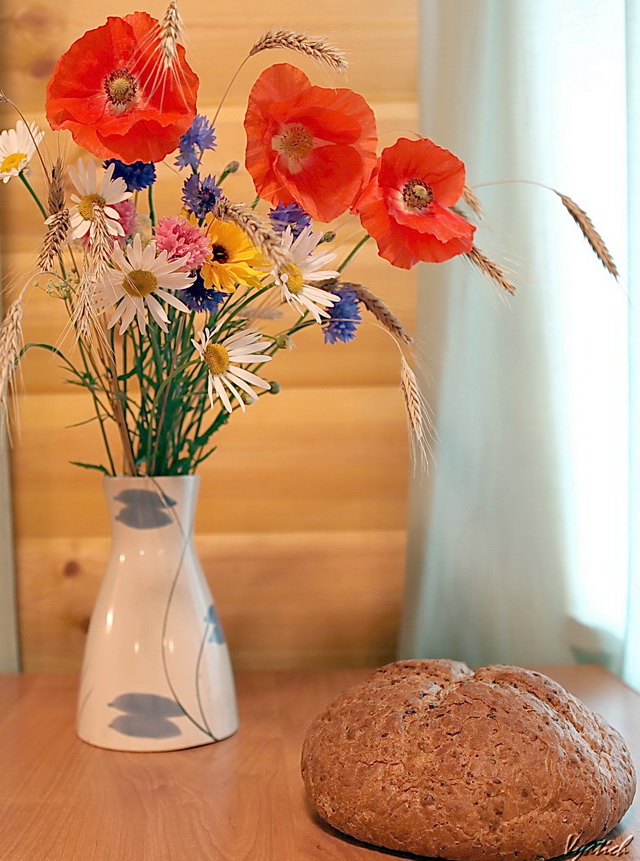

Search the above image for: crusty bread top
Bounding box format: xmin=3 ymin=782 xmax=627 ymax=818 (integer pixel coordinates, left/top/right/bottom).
xmin=301 ymin=660 xmax=636 ymax=861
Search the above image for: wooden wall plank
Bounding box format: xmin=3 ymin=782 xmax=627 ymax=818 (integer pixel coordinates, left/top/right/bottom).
xmin=2 ymin=0 xmax=417 ymax=111
xmin=12 ymin=386 xmax=410 ymax=539
xmin=18 ymin=530 xmax=406 ymax=672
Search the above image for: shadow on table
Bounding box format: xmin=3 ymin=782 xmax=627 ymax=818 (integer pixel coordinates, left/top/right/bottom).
xmin=304 ymin=799 xmax=634 ymax=861
xmin=305 ymin=799 xmax=438 ymax=860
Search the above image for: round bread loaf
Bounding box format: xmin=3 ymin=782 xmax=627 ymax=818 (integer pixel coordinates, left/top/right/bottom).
xmin=301 ymin=660 xmax=636 ymax=860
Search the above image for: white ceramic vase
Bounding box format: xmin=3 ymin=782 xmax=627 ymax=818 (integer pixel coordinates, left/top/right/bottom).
xmin=77 ymin=475 xmax=239 ymax=751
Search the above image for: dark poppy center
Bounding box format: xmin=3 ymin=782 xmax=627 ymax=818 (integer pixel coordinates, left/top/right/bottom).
xmin=212 ymin=244 xmax=229 ymax=264
xmin=104 ymin=68 xmax=138 ymax=107
xmin=403 ymin=178 xmax=434 ymax=211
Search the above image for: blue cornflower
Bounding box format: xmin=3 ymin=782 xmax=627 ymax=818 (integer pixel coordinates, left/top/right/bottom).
xmin=181 ymin=174 xmax=222 ymax=219
xmin=181 ymin=272 xmax=228 ymax=314
xmin=175 ymin=114 xmax=217 ymax=171
xmin=323 ymin=286 xmax=361 ymax=344
xmin=104 ymin=159 xmax=156 ymax=191
xmin=268 ymin=202 xmax=311 ymax=239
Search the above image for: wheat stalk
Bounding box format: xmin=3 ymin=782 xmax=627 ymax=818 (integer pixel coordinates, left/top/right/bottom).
xmin=72 ymin=270 xmax=99 ymax=343
xmin=400 ymin=354 xmax=435 ymax=466
xmin=37 ymin=209 xmax=70 ymax=273
xmin=339 ymin=281 xmax=413 ymax=345
xmin=88 ymin=205 xmax=115 ymax=280
xmin=214 ymin=198 xmax=290 ymax=270
xmin=241 ymin=293 xmax=284 ymax=321
xmin=462 ymin=185 xmax=483 ymax=219
xmin=465 ymin=246 xmax=516 ymax=295
xmin=71 ymin=207 xmax=114 ymax=341
xmin=160 ymin=0 xmax=182 ymax=69
xmin=555 ymin=191 xmax=618 ymax=278
xmin=47 ymin=156 xmax=66 ymax=215
xmin=0 ymin=295 xmax=24 ymax=416
xmin=249 ymin=29 xmax=347 ymax=72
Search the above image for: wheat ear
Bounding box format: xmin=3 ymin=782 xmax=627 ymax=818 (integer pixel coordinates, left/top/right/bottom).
xmin=337 ymin=282 xmax=413 ymax=345
xmin=555 ymin=192 xmax=618 ymax=278
xmin=38 ymin=155 xmax=69 ymax=273
xmin=462 ymin=185 xmax=483 ymax=219
xmin=72 ymin=207 xmax=114 ymax=342
xmin=249 ymin=29 xmax=347 ymax=72
xmin=214 ymin=198 xmax=289 ymax=270
xmin=0 ymin=295 xmax=24 ymax=413
xmin=38 ymin=210 xmax=70 ymax=274
xmin=46 ymin=156 xmax=66 ymax=215
xmin=465 ymin=246 xmax=516 ymax=295
xmin=400 ymin=353 xmax=435 ymax=467
xmin=160 ymin=0 xmax=182 ymax=68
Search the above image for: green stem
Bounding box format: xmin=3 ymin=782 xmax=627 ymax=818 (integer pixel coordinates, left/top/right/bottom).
xmin=150 ymin=313 xmax=186 ymax=474
xmin=76 ymin=338 xmax=117 ymax=476
xmin=216 ymin=284 xmax=272 ymax=330
xmin=337 ymin=234 xmax=371 ymax=273
xmin=26 ymin=334 xmax=119 ymax=476
xmin=148 ymin=184 xmax=156 ymax=227
xmin=18 ymin=172 xmax=48 ymax=220
xmin=217 ymin=163 xmax=238 ymax=185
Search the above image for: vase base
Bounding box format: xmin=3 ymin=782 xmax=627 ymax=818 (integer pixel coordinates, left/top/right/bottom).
xmin=76 ymin=720 xmax=239 ymax=753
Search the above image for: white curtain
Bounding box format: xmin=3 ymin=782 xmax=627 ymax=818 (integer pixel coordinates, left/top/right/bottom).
xmin=400 ymin=0 xmax=634 ymax=676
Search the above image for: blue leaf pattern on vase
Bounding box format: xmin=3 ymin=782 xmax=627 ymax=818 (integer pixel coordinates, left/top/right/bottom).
xmin=108 ymin=692 xmax=185 ymax=738
xmin=113 ymin=489 xmax=177 ymax=529
xmin=205 ymin=604 xmax=226 ymax=644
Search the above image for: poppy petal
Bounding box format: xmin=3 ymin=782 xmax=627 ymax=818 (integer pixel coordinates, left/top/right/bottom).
xmin=377 ymin=137 xmax=466 ymax=207
xmin=46 ymin=13 xmax=198 ymax=163
xmin=244 ymin=63 xmax=377 ymax=222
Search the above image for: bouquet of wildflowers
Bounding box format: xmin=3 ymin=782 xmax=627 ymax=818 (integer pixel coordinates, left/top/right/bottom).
xmin=0 ymin=2 xmax=617 ymax=476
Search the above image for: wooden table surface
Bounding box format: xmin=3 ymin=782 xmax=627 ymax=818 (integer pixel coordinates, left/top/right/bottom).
xmin=0 ymin=665 xmax=637 ymax=860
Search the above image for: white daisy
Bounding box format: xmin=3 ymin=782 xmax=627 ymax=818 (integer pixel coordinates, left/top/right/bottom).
xmin=69 ymin=159 xmax=131 ymax=240
xmin=96 ymin=234 xmax=194 ymax=335
xmin=0 ymin=120 xmax=44 ymax=183
xmin=192 ymin=327 xmax=273 ymax=413
xmin=275 ymin=226 xmax=340 ymax=323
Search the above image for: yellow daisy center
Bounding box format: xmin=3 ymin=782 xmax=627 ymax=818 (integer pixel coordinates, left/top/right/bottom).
xmin=104 ymin=68 xmax=138 ymax=107
xmin=204 ymin=343 xmax=230 ymax=375
xmin=1 ymin=152 xmax=26 ymax=173
xmin=277 ymin=124 xmax=314 ymax=161
xmin=284 ymin=263 xmax=305 ymax=295
xmin=123 ymin=269 xmax=157 ymax=298
xmin=78 ymin=193 xmax=106 ymax=221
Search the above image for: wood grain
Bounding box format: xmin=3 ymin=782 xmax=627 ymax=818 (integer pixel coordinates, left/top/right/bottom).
xmin=1 ymin=0 xmax=420 ymax=673
xmin=18 ymin=530 xmax=407 ymax=672
xmin=12 ymin=386 xmax=411 ymax=538
xmin=0 ymin=666 xmax=636 ymax=860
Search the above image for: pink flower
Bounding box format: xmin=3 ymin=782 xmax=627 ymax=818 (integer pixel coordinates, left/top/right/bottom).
xmin=113 ymin=200 xmax=137 ymax=244
xmin=155 ymin=215 xmax=212 ymax=270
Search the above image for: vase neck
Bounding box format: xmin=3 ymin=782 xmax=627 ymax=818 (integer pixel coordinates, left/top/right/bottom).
xmin=103 ymin=476 xmax=200 ymax=537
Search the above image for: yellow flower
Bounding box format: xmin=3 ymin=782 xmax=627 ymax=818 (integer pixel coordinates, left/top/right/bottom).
xmin=200 ymin=218 xmax=266 ymax=293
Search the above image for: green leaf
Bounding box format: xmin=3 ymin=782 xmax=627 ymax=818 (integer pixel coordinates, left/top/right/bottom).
xmin=69 ymin=461 xmax=111 ymax=475
xmin=65 ymin=416 xmax=99 ymax=429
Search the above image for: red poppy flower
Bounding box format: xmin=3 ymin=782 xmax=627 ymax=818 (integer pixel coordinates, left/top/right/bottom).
xmin=244 ymin=63 xmax=377 ymax=223
xmin=353 ymin=137 xmax=476 ymax=269
xmin=45 ymin=13 xmax=198 ymax=164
